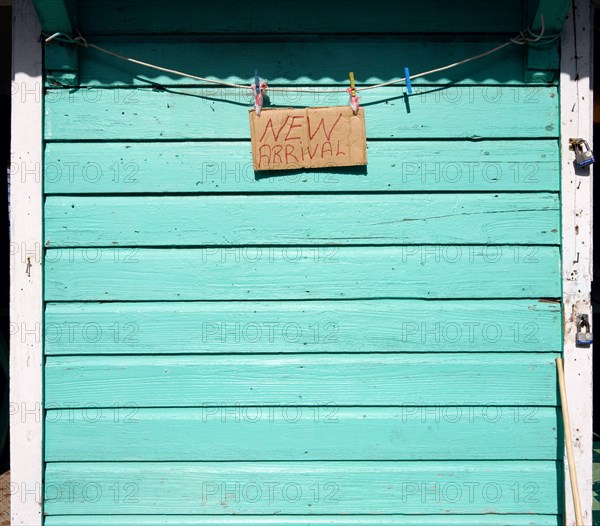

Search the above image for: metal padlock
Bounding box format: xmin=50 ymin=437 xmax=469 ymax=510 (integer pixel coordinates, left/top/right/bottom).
xmin=574 ymin=140 xmax=595 ymax=168
xmin=576 ymin=314 xmax=593 ymax=347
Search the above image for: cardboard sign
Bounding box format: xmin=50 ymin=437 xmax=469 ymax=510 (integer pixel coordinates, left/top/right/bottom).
xmin=249 ymin=106 xmax=367 ymax=171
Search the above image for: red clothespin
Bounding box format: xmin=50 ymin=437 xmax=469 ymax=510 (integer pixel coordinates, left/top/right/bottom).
xmin=252 ymin=69 xmax=268 ymax=116
xmin=347 ymin=71 xmax=360 ymax=115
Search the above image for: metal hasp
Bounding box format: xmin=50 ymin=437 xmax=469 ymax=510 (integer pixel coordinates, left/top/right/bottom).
xmin=576 ymin=314 xmax=593 ymax=347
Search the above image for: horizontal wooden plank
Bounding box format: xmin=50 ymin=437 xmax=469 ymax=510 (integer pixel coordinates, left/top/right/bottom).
xmin=45 ymin=516 xmax=563 ymax=526
xmin=69 ymin=39 xmax=543 ymax=88
xmin=44 ymin=87 xmax=559 ymax=141
xmin=44 ymin=461 xmax=561 ymax=514
xmin=44 ymin=406 xmax=560 ymax=461
xmin=43 ymin=140 xmax=560 ymax=194
xmin=79 ymin=0 xmax=525 ymax=35
xmin=43 ymin=246 xmax=561 ymax=301
xmin=44 ymin=193 xmax=560 ymax=247
xmin=43 ymin=299 xmax=562 ymax=355
xmin=44 ymin=354 xmax=558 ymax=407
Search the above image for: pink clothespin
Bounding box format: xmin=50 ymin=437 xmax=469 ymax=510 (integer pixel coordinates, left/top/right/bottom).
xmin=252 ymin=70 xmax=268 ymax=116
xmin=347 ymin=71 xmax=359 ymax=115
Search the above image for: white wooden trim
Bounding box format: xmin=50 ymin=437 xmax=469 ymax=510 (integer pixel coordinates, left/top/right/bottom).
xmin=10 ymin=0 xmax=43 ymax=524
xmin=560 ymin=1 xmax=594 ymax=524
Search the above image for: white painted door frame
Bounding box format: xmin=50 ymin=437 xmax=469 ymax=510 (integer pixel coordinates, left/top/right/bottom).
xmin=10 ymin=0 xmax=43 ymax=524
xmin=560 ymin=0 xmax=594 ymax=524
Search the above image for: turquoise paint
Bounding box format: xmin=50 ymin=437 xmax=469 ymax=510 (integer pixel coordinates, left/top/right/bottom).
xmin=44 ymin=517 xmax=563 ymax=526
xmin=44 ymin=140 xmax=560 ymax=194
xmin=44 ymin=86 xmax=559 ymax=141
xmin=41 ymin=0 xmax=565 ymax=522
xmin=44 ymin=353 xmax=559 ymax=407
xmin=45 ymin=407 xmax=560 ymax=461
xmin=31 ymin=0 xmax=74 ymax=33
xmin=79 ymin=0 xmax=526 ymax=35
xmin=44 ymin=461 xmax=561 ymax=515
xmin=43 ymin=246 xmax=561 ymax=301
xmin=44 ymin=193 xmax=561 ymax=246
xmin=44 ymin=300 xmax=561 ymax=355
xmin=71 ymin=39 xmax=541 ymax=87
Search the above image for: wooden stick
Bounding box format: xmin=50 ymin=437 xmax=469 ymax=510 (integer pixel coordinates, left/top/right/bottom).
xmin=556 ymin=357 xmax=583 ymax=526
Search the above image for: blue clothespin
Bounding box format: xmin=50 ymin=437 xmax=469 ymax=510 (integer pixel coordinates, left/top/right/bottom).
xmin=404 ymin=67 xmax=413 ymax=95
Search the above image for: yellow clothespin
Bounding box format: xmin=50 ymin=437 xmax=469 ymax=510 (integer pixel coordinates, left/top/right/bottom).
xmin=349 ymin=71 xmax=356 ymax=97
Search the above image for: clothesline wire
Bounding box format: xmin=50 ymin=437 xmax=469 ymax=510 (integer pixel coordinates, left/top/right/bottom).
xmin=44 ymin=16 xmax=551 ymax=94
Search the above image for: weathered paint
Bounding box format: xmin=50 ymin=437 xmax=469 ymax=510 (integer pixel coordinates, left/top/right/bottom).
xmin=43 ymin=246 xmax=561 ymax=301
xmin=11 ymin=1 xmax=43 ymax=525
xmin=44 ymin=461 xmax=561 ymax=515
xmin=72 ymin=39 xmax=546 ymax=87
xmin=39 ymin=0 xmax=569 ymax=523
xmin=45 ymin=406 xmax=562 ymax=461
xmin=44 ymin=86 xmax=559 ymax=140
xmin=44 ymin=300 xmax=562 ymax=355
xmin=44 ymin=353 xmax=559 ymax=407
xmin=44 ymin=518 xmax=563 ymax=526
xmin=44 ymin=140 xmax=560 ymax=194
xmin=560 ymin=1 xmax=594 ymax=523
xmin=44 ymin=194 xmax=561 ymax=246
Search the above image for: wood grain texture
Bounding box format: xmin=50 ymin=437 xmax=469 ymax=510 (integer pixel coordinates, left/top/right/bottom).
xmin=43 ymin=299 xmax=562 ymax=355
xmin=44 ymin=406 xmax=560 ymax=461
xmin=43 ymin=246 xmax=561 ymax=301
xmin=44 ymin=517 xmax=563 ymax=526
xmin=78 ymin=0 xmax=525 ymax=35
xmin=43 ymin=140 xmax=560 ymax=194
xmin=41 ymin=2 xmax=566 ymax=522
xmin=70 ymin=39 xmax=542 ymax=87
xmin=43 ymin=461 xmax=561 ymax=514
xmin=44 ymin=353 xmax=559 ymax=407
xmin=44 ymin=87 xmax=559 ymax=141
xmin=44 ymin=193 xmax=560 ymax=247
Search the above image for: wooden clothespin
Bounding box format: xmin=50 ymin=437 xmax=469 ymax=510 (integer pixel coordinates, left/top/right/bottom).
xmin=349 ymin=71 xmax=356 ymax=97
xmin=347 ymin=71 xmax=360 ymax=115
